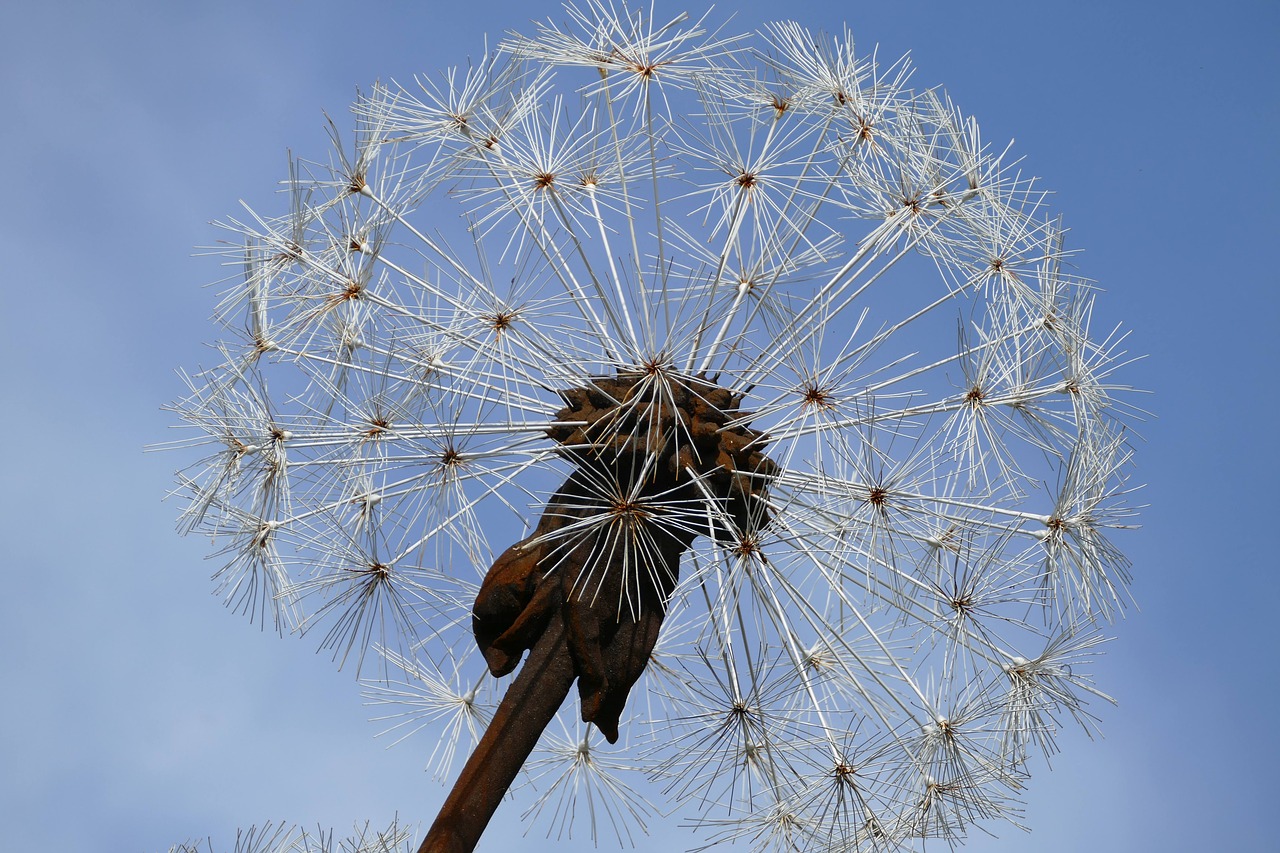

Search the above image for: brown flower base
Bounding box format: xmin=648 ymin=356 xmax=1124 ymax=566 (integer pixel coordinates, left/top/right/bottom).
xmin=419 ymin=368 xmax=776 ymax=853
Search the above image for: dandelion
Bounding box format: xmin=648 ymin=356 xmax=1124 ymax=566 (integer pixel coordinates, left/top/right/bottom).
xmin=163 ymin=3 xmax=1140 ymax=851
xmin=166 ymin=818 xmax=415 ymax=853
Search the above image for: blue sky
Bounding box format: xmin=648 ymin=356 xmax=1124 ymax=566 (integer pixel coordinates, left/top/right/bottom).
xmin=1 ymin=1 xmax=1276 ymax=850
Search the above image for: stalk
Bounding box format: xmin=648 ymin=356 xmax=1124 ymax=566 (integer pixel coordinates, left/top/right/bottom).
xmin=417 ymin=614 xmax=575 ymax=853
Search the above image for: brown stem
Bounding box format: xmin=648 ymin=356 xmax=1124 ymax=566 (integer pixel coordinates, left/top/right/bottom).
xmin=416 ymin=612 xmax=576 ymax=853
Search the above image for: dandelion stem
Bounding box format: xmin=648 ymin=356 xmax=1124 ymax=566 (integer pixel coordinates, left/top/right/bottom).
xmin=417 ymin=612 xmax=576 ymax=853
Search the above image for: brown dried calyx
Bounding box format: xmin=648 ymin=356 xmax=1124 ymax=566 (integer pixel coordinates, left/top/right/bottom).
xmin=472 ymin=367 xmax=778 ymax=742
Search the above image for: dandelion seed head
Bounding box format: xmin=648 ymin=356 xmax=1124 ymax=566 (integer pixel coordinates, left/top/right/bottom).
xmin=166 ymin=2 xmax=1141 ymax=846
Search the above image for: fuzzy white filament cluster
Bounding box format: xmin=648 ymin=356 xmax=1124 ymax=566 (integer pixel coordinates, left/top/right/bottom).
xmin=165 ymin=2 xmax=1140 ymax=850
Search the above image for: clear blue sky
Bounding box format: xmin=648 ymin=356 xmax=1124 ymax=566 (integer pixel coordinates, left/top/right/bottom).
xmin=1 ymin=1 xmax=1276 ymax=850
